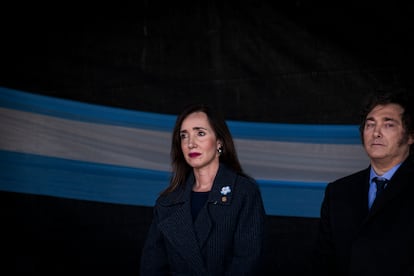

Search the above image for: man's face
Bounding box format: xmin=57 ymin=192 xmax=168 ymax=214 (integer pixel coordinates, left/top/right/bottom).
xmin=363 ymin=103 xmax=413 ymax=165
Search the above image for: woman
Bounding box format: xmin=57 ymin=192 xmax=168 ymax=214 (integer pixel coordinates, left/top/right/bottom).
xmin=140 ymin=104 xmax=265 ymax=275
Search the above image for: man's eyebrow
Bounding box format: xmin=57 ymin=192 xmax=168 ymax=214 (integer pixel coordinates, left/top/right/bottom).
xmin=365 ymin=116 xmax=398 ymax=122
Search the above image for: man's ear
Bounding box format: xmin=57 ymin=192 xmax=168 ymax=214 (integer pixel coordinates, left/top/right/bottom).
xmin=408 ymin=131 xmax=414 ymax=145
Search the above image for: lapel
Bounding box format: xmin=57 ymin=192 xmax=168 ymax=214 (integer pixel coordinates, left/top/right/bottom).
xmin=346 ymin=169 xmax=371 ymax=233
xmin=367 ymin=156 xmax=413 ymax=219
xmin=157 ymin=174 xmax=208 ymax=274
xmin=354 ymin=170 xmax=371 ymax=220
xmin=193 ymin=164 xmax=235 ymax=249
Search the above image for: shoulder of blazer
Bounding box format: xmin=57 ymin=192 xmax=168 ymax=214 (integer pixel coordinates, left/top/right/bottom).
xmin=388 ymin=154 xmax=414 ymax=190
xmin=396 ymin=154 xmax=414 ymax=176
xmin=331 ymin=167 xmax=370 ymax=185
xmin=156 ymin=185 xmax=188 ymax=207
xmin=156 ymin=169 xmax=196 ymax=207
xmin=325 ymin=166 xmax=370 ymax=196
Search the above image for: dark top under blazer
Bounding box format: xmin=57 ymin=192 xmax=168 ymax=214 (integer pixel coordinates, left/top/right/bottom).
xmin=314 ymin=155 xmax=414 ymax=276
xmin=140 ymin=163 xmax=266 ymax=276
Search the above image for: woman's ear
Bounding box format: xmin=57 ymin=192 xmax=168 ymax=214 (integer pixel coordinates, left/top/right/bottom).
xmin=217 ymin=141 xmax=223 ymax=154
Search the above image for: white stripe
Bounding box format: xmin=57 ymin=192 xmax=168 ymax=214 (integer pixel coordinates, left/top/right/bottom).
xmin=0 ymin=108 xmax=171 ymax=171
xmin=0 ymin=107 xmax=368 ymax=183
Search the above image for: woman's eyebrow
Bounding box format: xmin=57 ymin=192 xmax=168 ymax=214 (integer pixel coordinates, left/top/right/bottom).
xmin=180 ymin=126 xmax=208 ymax=132
xmin=193 ymin=126 xmax=207 ymax=130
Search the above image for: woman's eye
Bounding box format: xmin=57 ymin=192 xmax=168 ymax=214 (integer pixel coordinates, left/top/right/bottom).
xmin=180 ymin=133 xmax=188 ymax=139
xmin=198 ymin=131 xmax=206 ymax=136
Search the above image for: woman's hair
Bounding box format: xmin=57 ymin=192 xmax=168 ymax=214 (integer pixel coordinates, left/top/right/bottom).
xmin=359 ymin=87 xmax=414 ymax=154
xmin=161 ymin=103 xmax=247 ymax=195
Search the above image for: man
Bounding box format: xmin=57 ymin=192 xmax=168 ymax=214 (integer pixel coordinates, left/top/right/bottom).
xmin=312 ymin=88 xmax=414 ymax=276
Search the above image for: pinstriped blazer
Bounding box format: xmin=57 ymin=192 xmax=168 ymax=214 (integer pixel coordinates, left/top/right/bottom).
xmin=140 ymin=163 xmax=265 ymax=276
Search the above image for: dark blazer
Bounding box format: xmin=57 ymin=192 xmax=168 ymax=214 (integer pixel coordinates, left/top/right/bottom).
xmin=140 ymin=163 xmax=266 ymax=276
xmin=313 ymin=155 xmax=414 ymax=276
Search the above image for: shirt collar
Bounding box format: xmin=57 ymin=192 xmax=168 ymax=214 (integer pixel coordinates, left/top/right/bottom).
xmin=369 ymin=162 xmax=402 ymax=183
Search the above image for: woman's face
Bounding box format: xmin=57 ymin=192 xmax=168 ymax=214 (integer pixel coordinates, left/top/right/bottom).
xmin=180 ymin=111 xmax=221 ymax=170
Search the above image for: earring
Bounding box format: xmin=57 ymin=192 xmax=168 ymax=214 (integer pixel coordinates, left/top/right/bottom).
xmin=217 ymin=147 xmax=223 ymax=154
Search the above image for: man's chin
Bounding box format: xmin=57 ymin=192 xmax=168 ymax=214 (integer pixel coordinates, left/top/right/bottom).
xmin=366 ymin=151 xmax=387 ymax=160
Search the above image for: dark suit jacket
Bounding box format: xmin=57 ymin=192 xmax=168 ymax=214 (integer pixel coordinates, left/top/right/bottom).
xmin=140 ymin=163 xmax=265 ymax=276
xmin=313 ymin=155 xmax=414 ymax=276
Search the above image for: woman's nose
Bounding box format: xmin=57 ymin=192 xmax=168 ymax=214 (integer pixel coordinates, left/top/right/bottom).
xmin=187 ymin=136 xmax=196 ymax=148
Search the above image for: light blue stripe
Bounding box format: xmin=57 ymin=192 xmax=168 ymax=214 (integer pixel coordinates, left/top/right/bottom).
xmin=0 ymin=86 xmax=176 ymax=132
xmin=0 ymin=150 xmax=325 ymax=217
xmin=0 ymin=150 xmax=169 ymax=207
xmin=259 ymin=182 xmax=324 ymax=218
xmin=229 ymin=121 xmax=360 ymax=144
xmin=0 ymin=86 xmax=360 ymax=144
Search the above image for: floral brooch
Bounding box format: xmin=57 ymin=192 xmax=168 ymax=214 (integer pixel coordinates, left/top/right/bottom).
xmin=220 ymin=186 xmax=231 ymax=202
xmin=220 ymin=186 xmax=231 ymax=195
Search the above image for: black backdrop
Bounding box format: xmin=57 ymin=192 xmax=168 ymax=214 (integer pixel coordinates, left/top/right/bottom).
xmin=1 ymin=1 xmax=413 ymax=275
xmin=1 ymin=2 xmax=413 ymax=123
xmin=3 ymin=191 xmax=318 ymax=275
